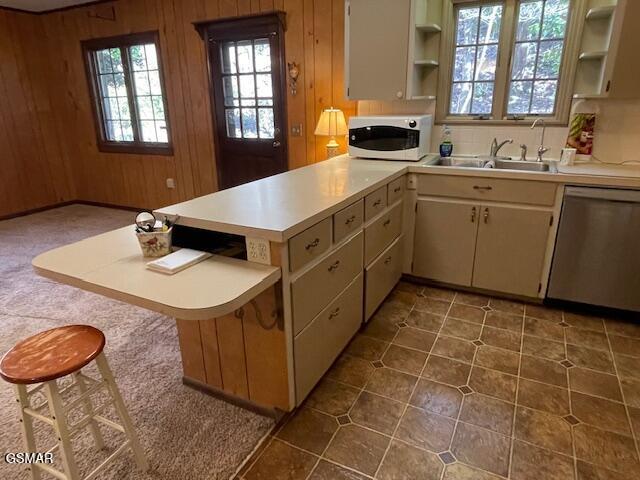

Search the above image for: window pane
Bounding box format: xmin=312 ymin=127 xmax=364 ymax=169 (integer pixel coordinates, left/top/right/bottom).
xmin=100 ymin=74 xmax=116 ymax=97
xmin=103 ymin=98 xmax=119 ymax=120
xmin=508 ymin=81 xmax=533 ymax=113
xmin=130 ymin=45 xmax=147 ymax=71
xmin=237 ymin=40 xmax=254 ymax=73
xmin=241 ymin=108 xmax=257 ymax=138
xmin=254 ymin=38 xmax=271 ymax=72
xmin=239 ymin=75 xmax=255 ymax=98
xmin=453 ymin=46 xmax=476 ymax=81
xmin=222 ymin=42 xmax=237 ymax=74
xmin=151 ymin=96 xmax=165 ymax=120
xmin=258 ymin=108 xmax=274 ymax=138
xmin=155 ymin=121 xmax=168 ymax=143
xmin=531 ymin=80 xmax=557 ymax=113
xmin=106 ymin=120 xmax=123 ymax=141
xmin=450 ymin=82 xmax=473 ymax=114
xmin=223 ymin=76 xmax=239 ymax=106
xmin=118 ymin=98 xmax=130 ymax=120
xmin=536 ymin=40 xmax=563 ymax=78
xmin=96 ymin=49 xmax=113 ymax=73
xmin=471 ymin=82 xmax=494 ymax=114
xmin=512 ymin=42 xmax=538 ymax=80
xmin=137 ymin=96 xmax=153 ymax=120
xmin=109 ymin=48 xmax=123 ymax=72
xmin=475 ymin=44 xmax=498 ymax=81
xmin=226 ymin=108 xmax=241 ymax=138
xmin=144 ymin=44 xmax=158 ymax=70
xmin=541 ymin=0 xmax=569 ymax=39
xmin=241 ymin=99 xmax=256 ymax=107
xmin=148 ymin=70 xmax=162 ymax=96
xmin=256 ymin=74 xmax=273 ymax=98
xmin=258 ymin=99 xmax=273 ymax=106
xmin=516 ymin=1 xmax=543 ymax=41
xmin=456 ymin=7 xmax=479 ymax=45
xmin=141 ymin=120 xmax=157 ymax=142
xmin=122 ymin=121 xmax=134 ymax=141
xmin=134 ymin=71 xmax=151 ymax=96
xmin=479 ymin=5 xmax=503 ymax=43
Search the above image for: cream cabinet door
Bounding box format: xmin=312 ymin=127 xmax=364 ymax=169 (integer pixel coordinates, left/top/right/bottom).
xmin=345 ymin=0 xmax=410 ymax=100
xmin=413 ymin=198 xmax=479 ymax=286
xmin=473 ymin=205 xmax=552 ymax=297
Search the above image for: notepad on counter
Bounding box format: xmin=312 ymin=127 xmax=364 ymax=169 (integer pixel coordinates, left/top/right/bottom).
xmin=146 ymin=248 xmax=212 ymax=275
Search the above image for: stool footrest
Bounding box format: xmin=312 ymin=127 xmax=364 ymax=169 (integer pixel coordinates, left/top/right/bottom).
xmin=64 ymin=379 xmax=107 ymax=414
xmin=33 ymin=461 xmax=68 ymax=480
xmin=23 ymin=407 xmax=55 ymax=426
xmin=84 ymin=441 xmax=131 ymax=480
xmin=94 ymin=415 xmax=125 ymax=434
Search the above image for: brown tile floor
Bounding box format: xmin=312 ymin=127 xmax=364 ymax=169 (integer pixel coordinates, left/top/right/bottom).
xmin=238 ymin=282 xmax=640 ymax=480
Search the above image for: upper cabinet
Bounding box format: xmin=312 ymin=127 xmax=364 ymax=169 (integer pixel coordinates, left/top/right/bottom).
xmin=573 ymin=0 xmax=640 ymax=99
xmin=345 ymin=0 xmax=412 ymax=100
xmin=345 ymin=0 xmax=443 ymax=101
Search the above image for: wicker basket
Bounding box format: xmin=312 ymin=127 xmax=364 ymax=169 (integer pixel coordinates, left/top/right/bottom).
xmin=136 ymin=227 xmax=172 ymax=257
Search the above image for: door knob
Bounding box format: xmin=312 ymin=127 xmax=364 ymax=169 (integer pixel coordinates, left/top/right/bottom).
xmin=273 ymin=141 xmax=281 ymax=147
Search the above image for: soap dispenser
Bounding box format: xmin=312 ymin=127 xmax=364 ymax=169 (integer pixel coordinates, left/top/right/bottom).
xmin=440 ymin=125 xmax=453 ymax=157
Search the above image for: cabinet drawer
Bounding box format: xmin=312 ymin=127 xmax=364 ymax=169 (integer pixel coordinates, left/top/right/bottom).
xmin=387 ymin=176 xmax=405 ymax=204
xmin=365 ymin=186 xmax=388 ymax=221
xmin=333 ymin=199 xmax=364 ymax=243
xmin=418 ymin=175 xmax=557 ymax=206
xmin=295 ymin=274 xmax=363 ymax=403
xmin=289 ymin=217 xmax=332 ymax=272
xmin=292 ymin=231 xmax=363 ymax=335
xmin=365 ymin=236 xmax=403 ymax=320
xmin=364 ymin=201 xmax=403 ymax=265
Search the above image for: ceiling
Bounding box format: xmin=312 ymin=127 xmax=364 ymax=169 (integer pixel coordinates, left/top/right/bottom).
xmin=0 ymin=0 xmax=103 ymax=13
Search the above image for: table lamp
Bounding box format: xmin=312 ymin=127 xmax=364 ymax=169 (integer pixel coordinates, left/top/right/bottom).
xmin=314 ymin=107 xmax=348 ymax=159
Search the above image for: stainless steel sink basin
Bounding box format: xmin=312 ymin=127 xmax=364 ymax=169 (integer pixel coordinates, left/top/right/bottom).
xmin=434 ymin=156 xmax=549 ymax=172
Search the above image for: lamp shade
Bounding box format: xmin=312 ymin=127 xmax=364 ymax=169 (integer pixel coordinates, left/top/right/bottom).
xmin=314 ymin=108 xmax=348 ymax=137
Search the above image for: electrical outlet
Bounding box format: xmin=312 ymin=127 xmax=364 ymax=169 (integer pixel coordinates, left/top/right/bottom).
xmin=166 ymin=178 xmax=176 ymax=189
xmin=406 ymin=174 xmax=417 ymax=190
xmin=246 ymin=237 xmax=271 ymax=265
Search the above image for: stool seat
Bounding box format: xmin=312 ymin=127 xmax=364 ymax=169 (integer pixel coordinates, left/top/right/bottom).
xmin=0 ymin=325 xmax=105 ymax=385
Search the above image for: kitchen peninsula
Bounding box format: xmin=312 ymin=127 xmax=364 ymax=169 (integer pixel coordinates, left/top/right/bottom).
xmin=33 ymin=155 xmax=640 ymax=416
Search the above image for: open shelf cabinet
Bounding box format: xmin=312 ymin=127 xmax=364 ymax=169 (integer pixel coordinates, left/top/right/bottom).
xmin=407 ymin=0 xmax=442 ymax=100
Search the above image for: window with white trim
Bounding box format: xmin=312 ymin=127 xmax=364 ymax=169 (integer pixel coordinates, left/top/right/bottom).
xmin=438 ymin=0 xmax=579 ymax=124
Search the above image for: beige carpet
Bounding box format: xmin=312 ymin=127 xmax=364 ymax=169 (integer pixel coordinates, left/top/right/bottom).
xmin=0 ymin=204 xmax=274 ymax=480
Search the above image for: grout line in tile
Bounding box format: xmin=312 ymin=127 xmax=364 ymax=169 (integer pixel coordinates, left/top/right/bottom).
xmin=507 ymin=295 xmax=526 ymax=479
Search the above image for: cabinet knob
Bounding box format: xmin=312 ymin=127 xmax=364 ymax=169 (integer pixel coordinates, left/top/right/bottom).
xmin=473 ymin=185 xmax=492 ymax=191
xmin=384 ymin=256 xmax=392 ymax=264
xmin=483 ymin=207 xmax=490 ymax=223
xmin=394 ymin=187 xmax=402 ymax=193
xmin=471 ymin=206 xmax=477 ymax=223
xmin=396 ymin=91 xmax=403 ymax=99
xmin=345 ymin=215 xmax=356 ymax=225
xmin=329 ymin=307 xmax=341 ymax=319
xmin=328 ymin=260 xmax=341 ymax=272
xmin=383 ymin=219 xmax=391 ymax=227
xmin=373 ymin=199 xmax=382 ymax=207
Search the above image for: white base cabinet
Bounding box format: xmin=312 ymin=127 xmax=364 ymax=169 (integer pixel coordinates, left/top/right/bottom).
xmin=413 ymin=198 xmax=552 ymax=298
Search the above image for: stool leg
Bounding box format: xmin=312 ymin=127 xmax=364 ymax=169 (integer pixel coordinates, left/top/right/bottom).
xmin=14 ymin=385 xmax=42 ymax=480
xmin=73 ymin=371 xmax=105 ymax=450
xmin=44 ymin=380 xmax=81 ymax=480
xmin=95 ymin=353 xmax=148 ymax=472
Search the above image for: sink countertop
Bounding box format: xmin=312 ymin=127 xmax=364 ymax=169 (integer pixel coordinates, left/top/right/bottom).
xmin=155 ymin=154 xmax=639 ymax=242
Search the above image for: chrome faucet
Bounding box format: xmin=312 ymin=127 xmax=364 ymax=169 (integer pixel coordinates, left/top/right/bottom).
xmin=490 ymin=138 xmax=513 ymax=157
xmin=531 ymin=118 xmax=549 ymax=162
xmin=519 ymin=144 xmax=527 ymax=161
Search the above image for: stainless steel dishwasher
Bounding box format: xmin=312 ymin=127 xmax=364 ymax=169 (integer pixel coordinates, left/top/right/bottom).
xmin=548 ymin=186 xmax=640 ymax=312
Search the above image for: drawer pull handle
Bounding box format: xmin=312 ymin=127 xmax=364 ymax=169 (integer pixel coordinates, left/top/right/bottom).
xmin=471 ymin=206 xmax=477 ymax=223
xmin=393 ymin=187 xmax=401 ymax=193
xmin=305 ymin=238 xmax=320 ymax=250
xmin=473 ymin=185 xmax=493 ymax=191
xmin=483 ymin=207 xmax=490 ymax=223
xmin=384 ymin=256 xmax=392 ymax=264
xmin=345 ymin=215 xmax=356 ymax=225
xmin=373 ymin=199 xmax=382 ymax=207
xmin=383 ymin=219 xmax=391 ymax=227
xmin=329 ymin=307 xmax=340 ymax=319
xmin=328 ymin=260 xmax=341 ymax=272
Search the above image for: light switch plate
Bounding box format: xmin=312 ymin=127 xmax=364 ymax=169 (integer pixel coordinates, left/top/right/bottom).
xmin=246 ymin=237 xmax=271 ymax=265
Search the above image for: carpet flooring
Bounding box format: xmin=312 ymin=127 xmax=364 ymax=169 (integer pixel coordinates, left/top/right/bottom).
xmin=0 ymin=204 xmax=274 ymax=480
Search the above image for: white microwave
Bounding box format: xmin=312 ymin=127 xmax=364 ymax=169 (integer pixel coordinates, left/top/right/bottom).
xmin=348 ymin=115 xmax=432 ymax=161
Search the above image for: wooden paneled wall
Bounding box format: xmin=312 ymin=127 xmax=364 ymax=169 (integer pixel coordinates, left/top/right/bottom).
xmin=0 ymin=10 xmax=76 ymax=218
xmin=1 ymin=0 xmax=355 ymax=216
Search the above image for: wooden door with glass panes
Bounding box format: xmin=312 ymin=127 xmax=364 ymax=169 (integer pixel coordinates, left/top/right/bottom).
xmin=203 ymin=13 xmax=288 ymax=190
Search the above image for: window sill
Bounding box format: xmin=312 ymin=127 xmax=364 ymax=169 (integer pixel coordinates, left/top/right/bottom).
xmin=96 ymin=142 xmax=174 ymax=156
xmin=434 ymin=117 xmax=569 ymax=127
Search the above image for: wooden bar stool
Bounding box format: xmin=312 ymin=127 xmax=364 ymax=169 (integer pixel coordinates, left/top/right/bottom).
xmin=0 ymin=325 xmax=148 ymax=480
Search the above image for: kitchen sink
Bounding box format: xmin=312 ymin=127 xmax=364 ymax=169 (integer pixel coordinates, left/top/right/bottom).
xmin=434 ymin=156 xmax=549 ymax=172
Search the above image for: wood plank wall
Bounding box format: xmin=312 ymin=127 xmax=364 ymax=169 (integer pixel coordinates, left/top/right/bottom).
xmin=0 ymin=10 xmax=76 ymax=218
xmin=0 ymin=0 xmax=356 ymax=217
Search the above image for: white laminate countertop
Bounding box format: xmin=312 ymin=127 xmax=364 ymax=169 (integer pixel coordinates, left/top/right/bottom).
xmin=32 ymin=226 xmax=281 ymax=320
xmin=155 ymin=154 xmax=639 ymax=242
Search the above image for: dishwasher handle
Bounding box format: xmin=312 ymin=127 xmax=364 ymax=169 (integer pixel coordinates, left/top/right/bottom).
xmin=565 ymin=186 xmax=640 ymax=203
